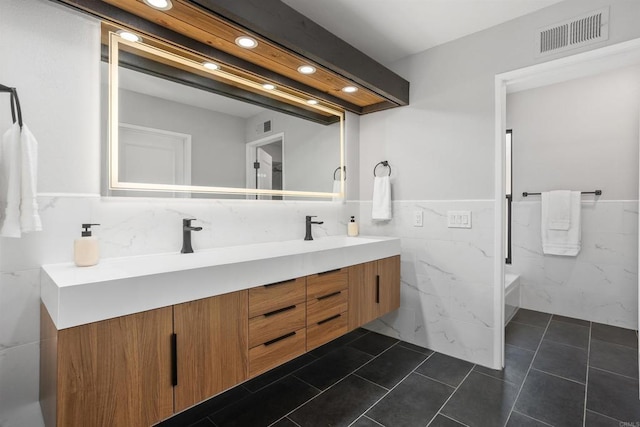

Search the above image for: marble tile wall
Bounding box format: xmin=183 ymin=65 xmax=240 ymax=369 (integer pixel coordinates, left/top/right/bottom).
xmin=0 ymin=194 xmax=353 ymax=426
xmin=358 ymin=200 xmax=497 ymax=368
xmin=510 ymin=200 xmax=638 ymax=329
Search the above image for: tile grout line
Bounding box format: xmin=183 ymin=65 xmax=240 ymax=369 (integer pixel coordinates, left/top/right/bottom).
xmin=511 ymin=410 xmax=554 ymax=427
xmin=362 ymin=415 xmax=386 ymax=426
xmin=268 ymin=339 xmax=403 ymax=427
xmin=345 ymin=350 xmax=442 ymax=427
xmin=582 ymin=321 xmax=592 ymax=427
xmin=528 ymin=367 xmax=586 ymax=386
xmin=588 ymin=365 xmax=639 ymax=381
xmin=413 ymin=369 xmax=463 ymax=389
xmin=424 ymin=366 xmax=475 ymax=427
xmin=438 ymin=413 xmax=471 ymax=427
xmin=502 ymin=315 xmax=553 ymax=427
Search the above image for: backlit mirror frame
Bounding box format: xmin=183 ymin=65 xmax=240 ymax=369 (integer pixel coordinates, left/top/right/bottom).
xmin=108 ymin=32 xmax=345 ymax=198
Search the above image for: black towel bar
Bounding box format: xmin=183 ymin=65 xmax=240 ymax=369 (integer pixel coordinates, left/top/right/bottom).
xmin=522 ymin=190 xmax=602 ymax=197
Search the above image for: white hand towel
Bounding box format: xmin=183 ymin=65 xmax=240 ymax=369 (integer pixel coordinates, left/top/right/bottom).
xmin=0 ymin=122 xmax=21 ymax=238
xmin=332 ymin=179 xmax=343 ymax=202
xmin=547 ymin=190 xmax=571 ymax=230
xmin=0 ymin=123 xmax=42 ymax=238
xmin=19 ymin=124 xmax=41 ymax=233
xmin=541 ymin=190 xmax=581 ymax=256
xmin=372 ymin=176 xmax=392 ymax=220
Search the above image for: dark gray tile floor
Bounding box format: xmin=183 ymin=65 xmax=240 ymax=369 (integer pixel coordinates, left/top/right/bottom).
xmin=157 ymin=311 xmax=640 ymax=427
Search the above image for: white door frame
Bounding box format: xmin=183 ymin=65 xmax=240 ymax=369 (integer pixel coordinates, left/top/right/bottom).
xmin=493 ymin=38 xmax=640 ymax=371
xmin=245 ymin=132 xmax=285 ymax=192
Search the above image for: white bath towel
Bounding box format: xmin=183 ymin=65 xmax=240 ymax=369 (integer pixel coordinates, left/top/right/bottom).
xmin=372 ymin=176 xmax=392 ymax=220
xmin=541 ymin=190 xmax=581 ymax=256
xmin=332 ymin=179 xmax=343 ymax=202
xmin=0 ymin=122 xmax=41 ymax=238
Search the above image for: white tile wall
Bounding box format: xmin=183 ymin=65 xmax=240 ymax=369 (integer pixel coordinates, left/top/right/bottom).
xmin=358 ymin=200 xmax=497 ymax=367
xmin=512 ymin=200 xmax=638 ymax=329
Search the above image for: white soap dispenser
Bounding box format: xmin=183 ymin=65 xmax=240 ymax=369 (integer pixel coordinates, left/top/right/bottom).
xmin=74 ymin=223 xmax=100 ymax=267
xmin=347 ymin=216 xmax=359 ymax=237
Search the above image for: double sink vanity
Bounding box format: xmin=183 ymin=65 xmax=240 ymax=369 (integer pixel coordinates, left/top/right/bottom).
xmin=39 ymin=235 xmax=401 ymax=427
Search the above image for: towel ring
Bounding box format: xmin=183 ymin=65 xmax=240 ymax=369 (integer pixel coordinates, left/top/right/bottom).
xmin=373 ymin=161 xmax=391 ymax=177
xmin=333 ymin=166 xmax=346 ymax=181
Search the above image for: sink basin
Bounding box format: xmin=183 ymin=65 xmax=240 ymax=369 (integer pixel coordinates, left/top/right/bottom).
xmin=42 ymin=235 xmax=400 ymax=329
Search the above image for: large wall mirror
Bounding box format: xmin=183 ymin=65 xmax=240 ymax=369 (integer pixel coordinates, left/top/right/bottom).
xmin=103 ymin=30 xmax=345 ymax=199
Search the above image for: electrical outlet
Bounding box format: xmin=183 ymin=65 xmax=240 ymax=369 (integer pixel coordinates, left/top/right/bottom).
xmin=447 ymin=211 xmax=472 ymax=228
xmin=413 ymin=210 xmax=423 ymax=227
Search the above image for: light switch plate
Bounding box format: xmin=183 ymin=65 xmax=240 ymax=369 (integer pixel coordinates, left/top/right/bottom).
xmin=413 ymin=210 xmax=423 ymax=227
xmin=447 ymin=211 xmax=472 ymax=228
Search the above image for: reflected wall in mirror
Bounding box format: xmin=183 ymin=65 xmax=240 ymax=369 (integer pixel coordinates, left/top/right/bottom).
xmin=103 ymin=31 xmax=345 ymax=199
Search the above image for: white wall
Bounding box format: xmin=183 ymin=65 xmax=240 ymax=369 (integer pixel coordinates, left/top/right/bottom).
xmin=359 ymin=0 xmax=640 ymax=368
xmin=507 ymin=65 xmax=640 ymax=328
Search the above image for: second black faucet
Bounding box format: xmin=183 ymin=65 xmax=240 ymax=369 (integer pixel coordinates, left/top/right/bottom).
xmin=304 ymin=215 xmax=324 ymax=241
xmin=181 ymin=218 xmax=203 ymax=253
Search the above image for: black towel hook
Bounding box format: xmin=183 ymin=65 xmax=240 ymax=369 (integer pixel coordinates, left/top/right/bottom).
xmin=373 ymin=161 xmax=391 ymax=177
xmin=333 ymin=166 xmax=346 ymax=181
xmin=0 ymin=84 xmax=23 ymax=128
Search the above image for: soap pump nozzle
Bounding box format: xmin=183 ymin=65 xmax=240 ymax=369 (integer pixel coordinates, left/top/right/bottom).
xmin=81 ymin=223 xmax=100 ymax=237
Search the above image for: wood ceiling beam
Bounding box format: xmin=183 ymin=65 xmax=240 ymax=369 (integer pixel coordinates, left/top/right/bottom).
xmin=190 ymin=0 xmax=410 ymax=106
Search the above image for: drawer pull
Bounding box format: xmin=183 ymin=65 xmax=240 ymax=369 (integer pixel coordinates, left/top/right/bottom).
xmin=263 ymin=279 xmax=296 ymax=288
xmin=263 ymin=305 xmax=296 ymax=317
xmin=318 ymin=314 xmax=341 ymax=325
xmin=317 ymin=268 xmax=341 ymax=276
xmin=317 ymin=291 xmax=342 ymax=301
xmin=171 ymin=333 xmax=178 ymax=386
xmin=264 ymin=331 xmax=296 ymax=346
xmin=376 ymin=275 xmax=380 ymax=304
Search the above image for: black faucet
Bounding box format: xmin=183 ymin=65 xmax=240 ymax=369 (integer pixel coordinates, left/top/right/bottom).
xmin=304 ymin=215 xmax=324 ymax=241
xmin=181 ymin=218 xmax=203 ymax=253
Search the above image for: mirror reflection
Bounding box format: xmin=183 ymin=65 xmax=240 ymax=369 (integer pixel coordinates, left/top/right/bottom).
xmin=103 ymin=33 xmax=344 ymax=199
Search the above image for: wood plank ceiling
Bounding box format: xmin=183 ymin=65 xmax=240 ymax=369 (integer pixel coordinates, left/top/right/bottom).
xmin=53 ymin=0 xmax=410 ymax=116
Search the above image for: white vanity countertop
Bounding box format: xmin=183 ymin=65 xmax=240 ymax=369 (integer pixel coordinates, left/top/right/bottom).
xmin=42 ymin=235 xmax=401 ymax=329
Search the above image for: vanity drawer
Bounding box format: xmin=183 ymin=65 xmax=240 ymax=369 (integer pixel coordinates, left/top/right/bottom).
xmin=249 ymin=328 xmax=306 ymax=378
xmin=249 ymin=303 xmax=306 ymax=348
xmin=306 ymin=269 xmax=348 ymax=300
xmin=307 ymin=289 xmax=348 ymax=326
xmin=306 ymin=312 xmax=348 ymax=351
xmin=249 ymin=277 xmax=306 ymax=318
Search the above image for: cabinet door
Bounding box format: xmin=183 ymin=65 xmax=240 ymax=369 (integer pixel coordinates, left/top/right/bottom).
xmin=173 ymin=291 xmax=248 ymax=412
xmin=57 ymin=307 xmax=174 ymax=427
xmin=348 ymin=261 xmax=378 ymax=329
xmin=376 ymin=255 xmax=401 ymax=316
xmin=348 ymin=256 xmax=401 ymax=330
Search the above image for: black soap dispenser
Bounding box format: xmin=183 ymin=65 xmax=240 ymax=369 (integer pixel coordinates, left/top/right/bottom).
xmin=74 ymin=223 xmax=100 ymax=267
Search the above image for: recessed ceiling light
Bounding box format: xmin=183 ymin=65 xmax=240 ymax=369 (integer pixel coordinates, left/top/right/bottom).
xmin=342 ymin=86 xmax=358 ymax=93
xmin=203 ymin=62 xmax=220 ymax=70
xmin=142 ymin=0 xmax=173 ymax=10
xmin=297 ymin=65 xmax=316 ymax=75
xmin=262 ymin=83 xmax=276 ymax=90
xmin=235 ymin=36 xmax=258 ymax=49
xmin=306 ymin=99 xmax=319 ymax=105
xmin=117 ymin=30 xmax=141 ymax=43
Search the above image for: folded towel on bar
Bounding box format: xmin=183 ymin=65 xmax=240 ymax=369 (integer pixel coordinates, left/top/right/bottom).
xmin=372 ymin=176 xmax=392 ymax=220
xmin=541 ymin=190 xmax=581 ymax=256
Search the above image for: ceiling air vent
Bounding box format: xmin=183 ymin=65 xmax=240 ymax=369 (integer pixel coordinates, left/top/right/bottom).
xmin=263 ymin=120 xmax=272 ymax=133
xmin=537 ymin=7 xmax=609 ymax=56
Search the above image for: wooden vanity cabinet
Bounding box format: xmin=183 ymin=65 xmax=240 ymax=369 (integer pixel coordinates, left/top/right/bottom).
xmin=173 ymin=291 xmax=248 ymax=412
xmin=248 ymin=278 xmax=306 ymax=377
xmin=40 ymin=304 xmax=175 ymax=427
xmin=348 ymin=256 xmax=401 ymax=330
xmin=40 ymin=290 xmax=249 ymax=427
xmin=306 ymin=268 xmax=349 ymax=350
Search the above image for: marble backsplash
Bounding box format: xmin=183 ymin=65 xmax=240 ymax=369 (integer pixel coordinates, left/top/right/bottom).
xmin=510 ymin=200 xmax=638 ymax=329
